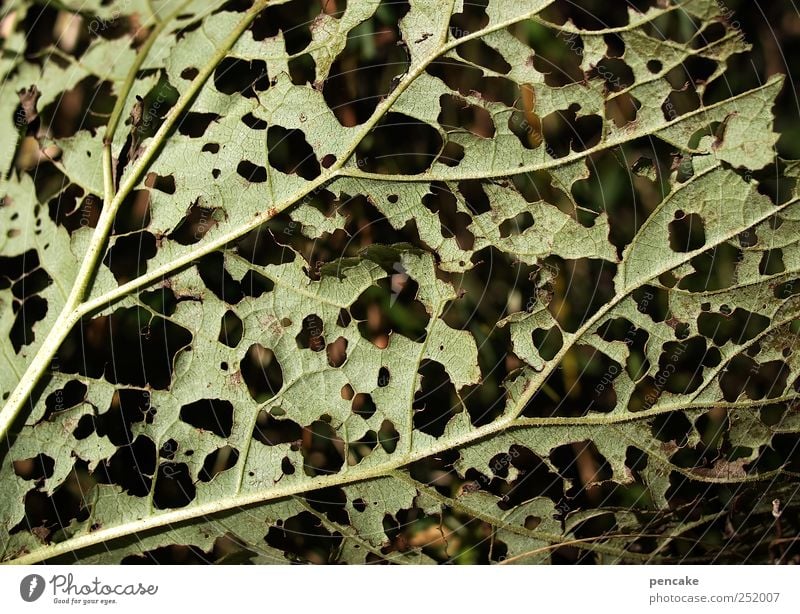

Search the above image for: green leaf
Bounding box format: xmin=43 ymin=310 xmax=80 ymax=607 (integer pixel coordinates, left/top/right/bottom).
xmin=0 ymin=0 xmax=798 ymax=564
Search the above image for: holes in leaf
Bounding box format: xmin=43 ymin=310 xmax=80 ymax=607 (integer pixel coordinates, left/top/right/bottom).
xmin=236 ymin=160 xmax=268 ymax=183
xmin=591 ymin=58 xmax=634 ymax=91
xmin=669 ymin=211 xmax=706 ymax=252
xmin=213 ymin=57 xmax=269 ymax=98
xmin=774 ymin=279 xmax=800 ymax=299
xmin=0 ymin=249 xmax=42 ymax=290
xmin=179 ymin=398 xmax=234 ymax=438
xmin=655 ymin=336 xmax=717 ymax=395
xmin=112 ymin=189 xmax=151 ymax=235
xmin=542 ymin=105 xmax=603 ymax=158
xmin=499 ymin=211 xmax=535 ymax=239
xmin=168 ymin=201 xmax=220 ymax=245
xmin=11 ymin=461 xmax=91 ymax=541
xmin=267 ymin=126 xmax=321 ymax=179
xmin=437 ymin=94 xmax=495 ymax=138
xmin=477 ymin=445 xmax=562 ymax=510
xmin=662 ymin=88 xmax=701 ymax=122
xmin=177 ymin=112 xmax=219 ymax=137
xmin=720 ymin=357 xmax=790 ymax=402
xmin=456 ymin=37 xmax=511 ymax=74
xmin=160 ymin=439 xmax=178 ymax=460
xmin=236 ymin=227 xmax=297 ymax=267
xmin=296 ymin=314 xmax=325 ymax=351
xmin=340 ymin=384 xmax=354 ymax=401
xmin=59 ymin=308 xmax=191 ymax=389
xmin=378 ymin=367 xmax=390 ymax=387
xmin=550 ymin=441 xmax=612 ymax=506
xmin=422 ymin=184 xmax=475 ymax=250
xmin=95 ymin=435 xmax=156 ymax=497
xmin=604 ymin=33 xmax=626 ymax=57
xmin=754 ymin=434 xmax=800 ymax=474
xmin=697 ymin=308 xmax=769 ymax=347
xmin=250 ymin=0 xmax=317 ymax=49
xmin=543 ymin=1 xmax=644 ymax=30
xmin=85 ymin=388 xmax=154 ymax=446
xmin=513 ymin=24 xmax=583 ymax=86
xmin=42 ymin=379 xmax=87 ymax=420
xmin=288 ymin=53 xmax=316 ymax=85
xmin=323 ymin=0 xmax=410 ymax=126
xmin=252 ymin=410 xmax=302 ymax=446
xmin=13 ymin=453 xmax=55 ymax=482
xmin=241 ymin=112 xmax=268 ymax=130
xmin=351 ymin=277 xmax=430 ymax=345
xmin=378 ymin=419 xmax=399 ymax=454
xmin=651 ymin=411 xmax=693 ymax=446
xmin=305 ymin=487 xmax=350 ymax=525
xmin=265 ymin=511 xmax=343 ymax=564
xmin=449 ymin=0 xmax=487 ymax=38
xmin=523 ymin=346 xmax=620 ymax=417
xmin=633 ymin=285 xmax=668 ymax=323
xmin=301 ymin=420 xmax=345 ymax=476
xmin=548 ymin=258 xmax=617 ymax=333
xmin=104 ymin=231 xmax=157 ymax=283
xmin=606 ymin=92 xmax=641 ymax=128
xmin=326 ymin=336 xmax=348 ymax=367
xmin=509 ymin=85 xmax=544 ymax=150
xmin=41 ymin=77 xmax=115 ymax=138
xmin=122 ymin=534 xmax=256 ymax=564
xmin=48 ymin=184 xmax=102 ymax=233
xmin=338 ymin=308 xmax=352 ymax=328
xmin=759 ymin=248 xmax=785 ymax=275
xmin=150 ymin=174 xmax=176 ymax=195
xmin=348 ymin=430 xmax=378 ymax=465
xmin=196 ymin=252 xmax=245 ymax=303
xmin=355 ymin=113 xmax=442 ymax=175
xmin=440 ymin=141 xmax=465 ymax=166
xmin=9 ymin=294 xmax=46 ymax=352
xmin=198 ymin=446 xmax=240 ymax=482
xmin=412 ymin=360 xmax=461 ymax=437
xmin=625 ymin=446 xmax=649 ymax=473
xmin=153 ymin=462 xmax=196 ymax=509
xmin=218 ymin=310 xmax=243 ymax=348
xmin=532 ymin=326 xmax=563 ymax=362
xmin=241 ymin=269 xmax=275 ymax=298
xmin=681 ymin=55 xmax=719 ymax=87
xmin=351 ymin=392 xmax=377 ymax=419
xmin=597 ymin=318 xmax=650 ymax=382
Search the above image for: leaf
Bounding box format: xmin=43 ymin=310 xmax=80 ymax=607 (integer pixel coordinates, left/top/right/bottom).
xmin=1 ymin=0 xmax=798 ymax=565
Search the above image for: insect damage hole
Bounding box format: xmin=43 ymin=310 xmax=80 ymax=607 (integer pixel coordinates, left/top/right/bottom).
xmin=241 ymin=344 xmax=284 ymax=401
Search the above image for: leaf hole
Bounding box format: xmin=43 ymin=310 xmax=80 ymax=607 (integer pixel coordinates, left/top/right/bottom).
xmin=179 ymin=398 xmax=234 ymax=438
xmin=241 ymin=344 xmax=284 ymax=401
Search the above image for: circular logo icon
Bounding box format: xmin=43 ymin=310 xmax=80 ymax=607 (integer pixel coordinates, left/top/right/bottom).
xmin=20 ymin=574 xmax=45 ymax=602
